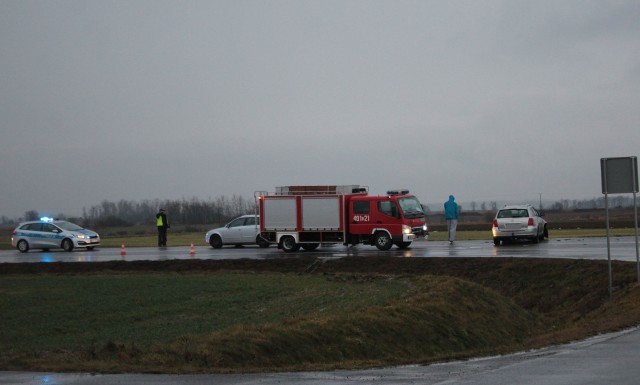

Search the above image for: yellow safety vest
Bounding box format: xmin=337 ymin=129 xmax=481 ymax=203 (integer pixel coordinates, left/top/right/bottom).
xmin=157 ymin=216 xmax=164 ymax=227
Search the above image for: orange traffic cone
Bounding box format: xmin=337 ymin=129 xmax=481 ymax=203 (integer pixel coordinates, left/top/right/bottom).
xmin=120 ymin=243 xmax=127 ymax=257
xmin=189 ymin=243 xmax=196 ymax=256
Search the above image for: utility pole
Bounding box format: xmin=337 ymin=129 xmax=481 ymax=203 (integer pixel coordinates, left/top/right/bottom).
xmin=539 ymin=193 xmax=542 ymax=210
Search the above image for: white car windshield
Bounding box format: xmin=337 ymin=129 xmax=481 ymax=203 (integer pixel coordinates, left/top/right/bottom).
xmin=54 ymin=221 xmax=84 ymax=231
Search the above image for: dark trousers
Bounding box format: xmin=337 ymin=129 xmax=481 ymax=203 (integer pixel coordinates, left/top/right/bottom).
xmin=157 ymin=227 xmax=167 ymax=246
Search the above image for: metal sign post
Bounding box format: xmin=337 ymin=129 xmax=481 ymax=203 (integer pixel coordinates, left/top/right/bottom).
xmin=600 ymin=157 xmax=639 ymax=298
xmin=635 ymin=191 xmax=639 ymax=280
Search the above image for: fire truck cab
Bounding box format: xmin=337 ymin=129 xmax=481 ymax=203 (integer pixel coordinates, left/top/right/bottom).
xmin=347 ymin=190 xmax=427 ymax=250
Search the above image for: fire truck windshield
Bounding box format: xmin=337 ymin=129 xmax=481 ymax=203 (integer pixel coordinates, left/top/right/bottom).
xmin=398 ymin=197 xmax=425 ymax=219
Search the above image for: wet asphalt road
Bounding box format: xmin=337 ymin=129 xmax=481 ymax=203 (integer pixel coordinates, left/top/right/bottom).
xmin=0 ymin=236 xmax=638 ymax=263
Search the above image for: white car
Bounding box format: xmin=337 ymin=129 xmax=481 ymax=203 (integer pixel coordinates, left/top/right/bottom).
xmin=205 ymin=215 xmax=269 ymax=248
xmin=492 ymin=205 xmax=548 ymax=246
xmin=11 ymin=218 xmax=100 ymax=252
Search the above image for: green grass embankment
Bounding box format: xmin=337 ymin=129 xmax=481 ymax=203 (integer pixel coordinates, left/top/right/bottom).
xmin=2 ymin=257 xmax=640 ymax=373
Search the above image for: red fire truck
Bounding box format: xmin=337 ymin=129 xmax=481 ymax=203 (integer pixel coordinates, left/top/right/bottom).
xmin=256 ymin=185 xmax=428 ymax=252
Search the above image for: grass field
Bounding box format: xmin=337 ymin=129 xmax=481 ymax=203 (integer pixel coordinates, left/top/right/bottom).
xmin=1 ymin=273 xmax=407 ymax=359
xmin=2 ymin=257 xmax=640 ymax=373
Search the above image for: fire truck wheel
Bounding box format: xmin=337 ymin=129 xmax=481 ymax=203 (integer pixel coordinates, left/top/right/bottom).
xmin=395 ymin=242 xmax=412 ymax=249
xmin=374 ymin=232 xmax=393 ymax=251
xmin=301 ymin=243 xmax=320 ymax=251
xmin=280 ymin=236 xmax=300 ymax=252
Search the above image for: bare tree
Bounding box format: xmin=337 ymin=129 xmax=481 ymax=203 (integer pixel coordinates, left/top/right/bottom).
xmin=24 ymin=210 xmax=39 ymax=221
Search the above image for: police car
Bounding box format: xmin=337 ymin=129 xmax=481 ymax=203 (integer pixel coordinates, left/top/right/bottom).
xmin=11 ymin=217 xmax=101 ymax=252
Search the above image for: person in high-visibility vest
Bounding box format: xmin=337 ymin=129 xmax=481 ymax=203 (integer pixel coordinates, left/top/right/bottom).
xmin=156 ymin=208 xmax=170 ymax=247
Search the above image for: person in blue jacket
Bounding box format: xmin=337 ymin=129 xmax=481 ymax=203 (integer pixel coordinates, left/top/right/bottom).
xmin=444 ymin=195 xmax=459 ymax=244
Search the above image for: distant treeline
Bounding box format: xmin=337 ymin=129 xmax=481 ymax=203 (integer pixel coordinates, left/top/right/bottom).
xmin=8 ymin=196 xmax=257 ymax=227
xmin=458 ymin=195 xmax=634 ymax=213
xmin=542 ymin=195 xmax=634 ymax=211
xmin=2 ymin=195 xmax=637 ymax=226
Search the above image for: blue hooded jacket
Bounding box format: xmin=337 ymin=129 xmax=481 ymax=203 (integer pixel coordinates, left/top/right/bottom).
xmin=444 ymin=195 xmax=459 ymax=219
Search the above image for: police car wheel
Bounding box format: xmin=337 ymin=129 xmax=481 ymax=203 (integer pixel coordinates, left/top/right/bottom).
xmin=62 ymin=239 xmax=74 ymax=252
xmin=17 ymin=240 xmax=29 ymax=253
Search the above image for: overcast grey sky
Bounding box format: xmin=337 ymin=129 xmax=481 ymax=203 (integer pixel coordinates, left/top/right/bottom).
xmin=1 ymin=0 xmax=639 ymax=218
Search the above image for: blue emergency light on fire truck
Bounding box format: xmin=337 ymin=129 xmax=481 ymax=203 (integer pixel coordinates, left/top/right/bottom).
xmin=255 ymin=185 xmax=428 ymax=252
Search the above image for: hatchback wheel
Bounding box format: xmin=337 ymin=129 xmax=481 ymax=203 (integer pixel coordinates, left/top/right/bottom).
xmin=17 ymin=240 xmax=29 ymax=253
xmin=256 ymin=235 xmax=270 ymax=248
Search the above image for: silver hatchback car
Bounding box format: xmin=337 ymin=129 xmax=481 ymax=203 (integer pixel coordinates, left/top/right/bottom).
xmin=205 ymin=214 xmax=270 ymax=248
xmin=492 ymin=205 xmax=548 ymax=246
xmin=11 ymin=218 xmax=101 ymax=252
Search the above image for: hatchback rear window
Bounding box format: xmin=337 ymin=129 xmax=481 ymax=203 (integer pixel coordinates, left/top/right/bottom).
xmin=497 ymin=209 xmax=529 ymax=218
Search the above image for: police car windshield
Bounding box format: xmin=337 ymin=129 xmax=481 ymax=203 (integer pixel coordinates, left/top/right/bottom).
xmin=54 ymin=221 xmax=84 ymax=231
xmin=398 ymin=197 xmax=425 ymax=219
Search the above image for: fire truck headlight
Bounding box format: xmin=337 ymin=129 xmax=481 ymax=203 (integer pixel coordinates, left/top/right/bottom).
xmin=422 ymin=224 xmax=428 ymax=232
xmin=402 ymin=225 xmax=412 ymax=235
